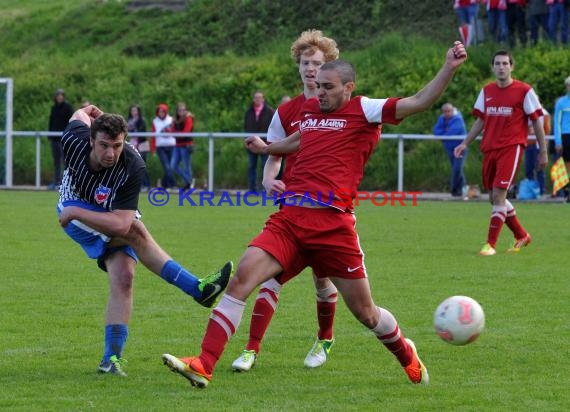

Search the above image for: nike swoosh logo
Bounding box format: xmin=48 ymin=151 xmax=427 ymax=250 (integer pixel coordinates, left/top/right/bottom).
xmin=252 ymin=313 xmax=265 ymax=316
xmin=200 ymin=283 xmax=222 ymax=303
xmin=486 ymin=98 xmax=492 ymax=101
xmin=347 ymin=266 xmax=361 ymax=273
xmin=290 ymin=121 xmax=301 ymax=127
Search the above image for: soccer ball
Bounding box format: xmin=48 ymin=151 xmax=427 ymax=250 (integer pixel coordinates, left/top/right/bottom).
xmin=434 ymin=295 xmax=485 ymax=345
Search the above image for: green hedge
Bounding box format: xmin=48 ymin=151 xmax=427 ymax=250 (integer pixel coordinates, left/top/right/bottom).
xmin=1 ymin=0 xmax=568 ymax=190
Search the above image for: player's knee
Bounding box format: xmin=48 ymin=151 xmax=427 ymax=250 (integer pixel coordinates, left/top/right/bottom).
xmin=111 ymin=268 xmax=135 ymax=295
xmin=314 ymin=276 xmax=333 ymax=290
xmin=352 ymin=306 xmax=379 ymax=329
xmin=315 ymin=281 xmax=338 ymax=302
xmin=123 ymin=220 xmax=150 ymax=244
xmin=225 ymin=271 xmax=256 ymax=301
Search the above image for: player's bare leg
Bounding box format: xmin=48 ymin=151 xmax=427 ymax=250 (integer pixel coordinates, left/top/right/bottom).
xmin=97 ymin=251 xmax=135 ymax=376
xmin=113 ymin=220 xmax=232 ymax=307
xmin=304 ymin=276 xmax=337 ymax=368
xmin=330 ymin=277 xmax=429 ymax=384
xmin=163 ymin=247 xmax=282 ymax=387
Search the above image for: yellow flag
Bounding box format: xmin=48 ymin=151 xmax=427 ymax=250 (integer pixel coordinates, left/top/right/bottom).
xmin=550 ymin=157 xmax=569 ymax=195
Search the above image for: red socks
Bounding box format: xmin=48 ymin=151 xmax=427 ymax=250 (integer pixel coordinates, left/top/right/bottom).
xmin=245 ymin=287 xmax=279 ymax=353
xmin=199 ymin=295 xmax=245 ymax=373
xmin=487 ymin=205 xmax=507 ymax=247
xmin=371 ymin=307 xmax=413 ymax=367
xmin=504 ymin=201 xmax=527 ymax=239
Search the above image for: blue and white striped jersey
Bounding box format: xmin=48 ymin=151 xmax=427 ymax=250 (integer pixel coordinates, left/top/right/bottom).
xmin=58 ymin=120 xmax=145 ymax=211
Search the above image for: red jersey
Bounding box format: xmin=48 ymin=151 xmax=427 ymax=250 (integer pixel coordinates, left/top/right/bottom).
xmin=266 ymin=93 xmax=308 ymax=184
xmin=285 ymin=96 xmax=401 ymax=212
xmin=473 ymin=80 xmax=543 ymax=153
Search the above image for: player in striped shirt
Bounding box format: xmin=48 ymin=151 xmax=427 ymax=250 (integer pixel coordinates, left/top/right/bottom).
xmin=56 ymin=105 xmax=232 ymax=376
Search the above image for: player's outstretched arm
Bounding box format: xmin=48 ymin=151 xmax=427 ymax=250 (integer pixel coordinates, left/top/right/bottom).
xmin=244 ymin=135 xmax=268 ymax=154
xmin=395 ymin=41 xmax=467 ymax=120
xmin=245 ymin=131 xmax=301 ymax=155
xmin=69 ymin=105 xmax=104 ymax=127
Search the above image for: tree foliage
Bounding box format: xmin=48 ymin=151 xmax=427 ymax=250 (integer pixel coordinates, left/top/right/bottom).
xmin=0 ymin=0 xmax=568 ymax=189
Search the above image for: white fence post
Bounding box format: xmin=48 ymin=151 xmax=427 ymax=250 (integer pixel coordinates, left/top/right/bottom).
xmin=1 ymin=78 xmax=13 ymax=187
xmin=397 ymin=134 xmax=404 ymax=192
xmin=208 ymin=133 xmax=214 ymax=192
xmin=35 ymin=133 xmax=41 ymax=188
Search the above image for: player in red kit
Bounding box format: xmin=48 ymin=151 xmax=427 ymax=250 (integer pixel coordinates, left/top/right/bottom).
xmin=232 ymin=29 xmax=340 ymax=372
xmin=454 ymin=50 xmax=547 ymax=256
xmin=162 ymin=41 xmax=468 ymax=388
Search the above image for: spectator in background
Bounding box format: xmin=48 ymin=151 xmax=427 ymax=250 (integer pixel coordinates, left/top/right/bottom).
xmin=168 ymin=102 xmax=195 ymax=190
xmin=244 ymin=90 xmax=274 ymax=192
xmin=528 ymin=0 xmax=551 ymax=44
xmin=525 ymin=109 xmax=551 ymax=196
xmin=547 ymin=0 xmax=569 ymax=45
xmin=454 ymin=1 xmax=480 ymax=45
xmin=151 ymin=103 xmax=176 ymax=189
xmin=280 ymin=95 xmax=292 ymax=104
xmin=553 ymin=75 xmax=570 ymax=198
xmin=127 ymin=104 xmax=150 ymax=191
xmin=506 ymin=0 xmax=527 ymax=48
xmin=454 ymin=0 xmax=479 ymax=26
xmin=528 ymin=0 xmax=550 ymax=45
xmin=433 ymin=103 xmax=468 ymax=197
xmin=485 ymin=0 xmax=508 ymax=43
xmin=48 ymin=88 xmax=74 ymax=190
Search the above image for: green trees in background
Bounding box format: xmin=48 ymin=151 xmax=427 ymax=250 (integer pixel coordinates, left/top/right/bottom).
xmin=0 ymin=0 xmax=567 ymax=189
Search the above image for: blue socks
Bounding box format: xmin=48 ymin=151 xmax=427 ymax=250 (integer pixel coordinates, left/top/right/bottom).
xmin=103 ymin=324 xmax=128 ymax=361
xmin=160 ymin=260 xmax=200 ymax=298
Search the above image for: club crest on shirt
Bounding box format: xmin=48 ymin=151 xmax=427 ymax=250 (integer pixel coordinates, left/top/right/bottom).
xmin=95 ymin=185 xmax=111 ymax=204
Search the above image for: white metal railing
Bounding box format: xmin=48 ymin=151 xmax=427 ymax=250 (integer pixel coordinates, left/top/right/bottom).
xmin=0 ymin=131 xmax=552 ymax=191
xmin=0 ymin=78 xmax=13 ymax=186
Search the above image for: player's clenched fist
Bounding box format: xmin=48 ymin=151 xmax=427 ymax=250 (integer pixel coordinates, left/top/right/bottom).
xmin=446 ymin=41 xmax=467 ymax=69
xmin=244 ymin=135 xmax=268 ymax=154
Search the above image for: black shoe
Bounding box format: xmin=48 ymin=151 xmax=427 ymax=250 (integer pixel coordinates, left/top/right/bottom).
xmin=195 ymin=261 xmax=233 ymax=307
xmin=98 ymin=355 xmax=127 ymax=376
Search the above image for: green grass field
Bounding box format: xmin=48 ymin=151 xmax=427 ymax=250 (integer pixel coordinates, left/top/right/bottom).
xmin=1 ymin=191 xmax=568 ymax=411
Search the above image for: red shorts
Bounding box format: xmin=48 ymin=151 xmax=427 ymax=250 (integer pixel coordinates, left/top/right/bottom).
xmin=482 ymin=144 xmax=523 ymax=190
xmin=249 ymin=206 xmax=367 ymax=282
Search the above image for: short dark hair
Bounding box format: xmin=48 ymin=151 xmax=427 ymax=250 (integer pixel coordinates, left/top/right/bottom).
xmin=91 ymin=114 xmax=128 ymax=140
xmin=492 ymin=50 xmax=513 ymax=65
xmin=320 ymin=60 xmax=356 ymax=84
